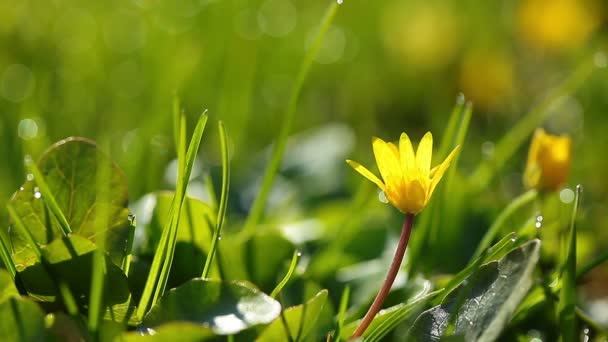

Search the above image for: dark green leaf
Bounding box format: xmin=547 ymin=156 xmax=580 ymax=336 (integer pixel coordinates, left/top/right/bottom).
xmin=18 ymin=235 xmax=130 ymax=307
xmin=0 ymin=297 xmax=46 ymax=341
xmin=408 ymin=240 xmax=541 ymax=342
xmin=257 ymin=289 xmax=328 ymax=342
xmin=143 ymin=278 xmax=281 ymax=335
xmin=8 ymin=137 xmax=132 ymax=269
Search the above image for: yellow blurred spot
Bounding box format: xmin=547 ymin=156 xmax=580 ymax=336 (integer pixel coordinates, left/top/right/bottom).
xmin=381 ymin=3 xmax=460 ymax=71
xmin=459 ymin=50 xmax=515 ymax=112
xmin=517 ymin=0 xmax=600 ymax=51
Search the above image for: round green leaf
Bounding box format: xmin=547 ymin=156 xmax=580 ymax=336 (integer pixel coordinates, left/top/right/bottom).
xmin=7 ymin=137 xmax=132 ymax=269
xmin=143 ymin=278 xmax=281 ymax=335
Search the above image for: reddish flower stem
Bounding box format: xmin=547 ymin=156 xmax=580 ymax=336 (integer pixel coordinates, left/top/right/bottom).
xmin=350 ymin=213 xmax=415 ymax=339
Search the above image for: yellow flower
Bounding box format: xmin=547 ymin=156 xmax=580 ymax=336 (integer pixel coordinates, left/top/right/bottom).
xmin=524 ymin=128 xmax=572 ymax=191
xmin=346 ymin=132 xmax=460 ymax=214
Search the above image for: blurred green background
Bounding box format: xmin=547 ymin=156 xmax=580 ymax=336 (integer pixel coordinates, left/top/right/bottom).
xmin=1 ymin=0 xmax=607 ymax=307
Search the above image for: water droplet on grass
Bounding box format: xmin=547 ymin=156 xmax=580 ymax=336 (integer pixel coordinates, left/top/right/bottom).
xmin=337 ymin=0 xmax=343 ymax=4
xmin=456 ymin=92 xmax=465 ymax=104
xmin=378 ymin=190 xmax=388 ymax=203
xmin=535 ymin=214 xmax=543 ymax=229
xmin=34 ymin=192 xmax=42 ymax=199
xmin=217 ymin=235 xmax=222 ymax=241
xmin=26 ymin=173 xmax=34 ymax=181
xmin=296 ymin=251 xmax=302 ymax=257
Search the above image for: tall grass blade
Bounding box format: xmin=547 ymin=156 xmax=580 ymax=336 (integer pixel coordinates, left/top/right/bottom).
xmin=25 ymin=157 xmax=72 ymax=235
xmin=558 ymin=184 xmax=581 ymax=341
xmin=88 ymin=137 xmax=111 ymax=338
xmin=270 ymin=250 xmax=300 ymax=299
xmin=202 ymin=121 xmax=230 ymax=278
xmin=242 ymin=2 xmax=340 ymax=236
xmin=333 ymin=285 xmax=350 ymax=342
xmin=471 ymin=189 xmax=537 ymax=261
xmin=137 ymin=112 xmax=208 ymax=319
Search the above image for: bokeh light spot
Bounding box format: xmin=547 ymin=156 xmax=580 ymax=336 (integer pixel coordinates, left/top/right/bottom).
xmin=17 ymin=118 xmax=39 ymax=140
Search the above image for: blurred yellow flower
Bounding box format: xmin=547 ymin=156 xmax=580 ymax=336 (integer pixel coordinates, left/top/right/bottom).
xmin=517 ymin=0 xmax=599 ymax=52
xmin=381 ymin=3 xmax=460 ymax=71
xmin=347 ymin=132 xmax=459 ymax=214
xmin=524 ymin=128 xmax=572 ymax=190
xmin=459 ymin=50 xmax=515 ymax=112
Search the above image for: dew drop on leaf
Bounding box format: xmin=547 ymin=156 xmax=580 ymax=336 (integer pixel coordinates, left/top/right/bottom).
xmin=378 ymin=190 xmax=388 ymax=203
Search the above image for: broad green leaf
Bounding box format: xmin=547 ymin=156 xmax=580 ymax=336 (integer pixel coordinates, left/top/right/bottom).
xmin=339 ymin=286 xmax=438 ymax=341
xmin=0 ymin=269 xmax=19 ymax=303
xmin=0 ymin=297 xmax=46 ymax=341
xmin=137 ymin=192 xmax=217 ymax=287
xmin=121 ymin=322 xmax=215 ymax=342
xmin=143 ymin=278 xmax=281 ymax=335
xmin=408 ymin=239 xmax=541 ymax=342
xmin=257 ymin=289 xmax=328 ymax=342
xmin=7 ymin=137 xmax=132 ymax=269
xmin=18 ymin=235 xmax=130 ymax=307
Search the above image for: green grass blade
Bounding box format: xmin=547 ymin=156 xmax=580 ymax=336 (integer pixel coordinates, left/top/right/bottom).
xmin=470 ymin=189 xmax=538 ymax=261
xmin=88 ymin=138 xmax=111 ymax=338
xmin=429 ymin=101 xmax=471 ymax=245
xmin=25 ymin=156 xmax=72 ymax=235
xmin=202 ymin=121 xmax=230 ymax=279
xmin=270 ymin=250 xmax=300 ymax=299
xmin=558 ymin=184 xmax=581 ymax=341
xmin=436 ymin=95 xmax=466 ymax=162
xmin=122 ymin=214 xmax=136 ymax=275
xmin=241 ymin=2 xmax=340 ymax=236
xmin=155 ymin=112 xmax=208 ymax=301
xmin=0 ymin=232 xmax=17 ymax=280
xmin=409 ymin=102 xmax=470 ymax=270
xmin=470 ymin=58 xmax=596 ymax=191
xmin=173 ymin=94 xmax=181 ymax=156
xmin=333 ymin=285 xmax=351 ymax=342
xmin=137 ymin=112 xmax=208 ymax=319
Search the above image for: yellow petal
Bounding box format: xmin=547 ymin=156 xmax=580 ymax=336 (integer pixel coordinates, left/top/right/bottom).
xmin=416 ymin=132 xmax=433 ymax=177
xmin=399 ymin=133 xmax=416 ymax=174
xmin=372 ymin=137 xmax=401 ymax=185
xmin=387 ymin=142 xmax=401 ymax=165
xmin=428 ymin=145 xmax=460 ymax=197
xmin=346 ymin=159 xmax=386 ymax=191
xmin=430 ymin=165 xmax=439 ymax=178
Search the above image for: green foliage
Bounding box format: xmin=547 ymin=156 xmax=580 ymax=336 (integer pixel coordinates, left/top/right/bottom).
xmin=8 ymin=138 xmax=132 ymax=269
xmin=1 ymin=0 xmax=607 ymax=340
xmin=143 ymin=279 xmax=281 ymax=335
xmin=257 ymin=289 xmax=328 ymax=342
xmin=409 ymin=240 xmax=541 ymax=341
